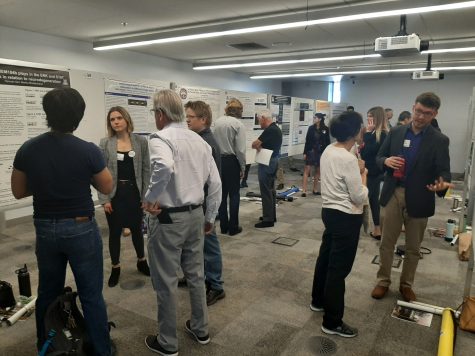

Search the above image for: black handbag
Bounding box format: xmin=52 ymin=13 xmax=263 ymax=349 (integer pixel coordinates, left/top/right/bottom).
xmin=0 ymin=281 xmax=16 ymax=309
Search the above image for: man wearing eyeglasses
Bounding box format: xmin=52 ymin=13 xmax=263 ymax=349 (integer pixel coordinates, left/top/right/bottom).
xmin=371 ymin=92 xmax=452 ymax=303
xmin=143 ymin=90 xmax=221 ymax=356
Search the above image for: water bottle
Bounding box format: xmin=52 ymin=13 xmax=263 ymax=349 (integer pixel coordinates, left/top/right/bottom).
xmin=15 ymin=264 xmax=32 ymax=297
xmin=445 ymin=219 xmax=455 ymax=242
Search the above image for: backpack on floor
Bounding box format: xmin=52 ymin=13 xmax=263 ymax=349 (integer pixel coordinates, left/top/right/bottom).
xmin=41 ymin=287 xmax=93 ymax=355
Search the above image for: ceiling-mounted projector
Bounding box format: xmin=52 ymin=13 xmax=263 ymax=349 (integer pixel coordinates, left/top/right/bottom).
xmin=412 ymin=70 xmax=444 ymax=80
xmin=375 ymin=33 xmax=421 ymax=57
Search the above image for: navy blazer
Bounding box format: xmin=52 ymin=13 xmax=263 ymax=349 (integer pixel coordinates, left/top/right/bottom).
xmin=376 ymin=124 xmax=450 ymax=218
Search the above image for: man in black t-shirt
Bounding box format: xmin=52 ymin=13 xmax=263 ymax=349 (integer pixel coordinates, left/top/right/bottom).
xmin=11 ymin=88 xmax=113 ymax=355
xmin=252 ymin=109 xmax=282 ymax=228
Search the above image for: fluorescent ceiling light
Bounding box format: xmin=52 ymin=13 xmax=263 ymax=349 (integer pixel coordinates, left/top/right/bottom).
xmin=94 ymin=1 xmax=475 ymax=50
xmin=422 ymin=47 xmax=475 ymax=54
xmin=193 ymin=54 xmax=381 ymax=70
xmin=250 ymin=66 xmax=475 ymax=79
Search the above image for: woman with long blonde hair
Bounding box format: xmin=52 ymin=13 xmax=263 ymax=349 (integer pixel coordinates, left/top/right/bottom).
xmin=360 ymin=106 xmax=389 ymax=240
xmin=99 ymin=106 xmax=151 ymax=287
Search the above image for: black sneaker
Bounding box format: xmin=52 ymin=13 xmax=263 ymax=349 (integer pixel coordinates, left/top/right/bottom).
xmin=108 ymin=267 xmax=120 ymax=287
xmin=185 ymin=320 xmax=210 ymax=345
xmin=254 ymin=221 xmax=274 ymax=228
xmin=144 ymin=335 xmax=178 ymax=355
xmin=206 ymin=288 xmax=225 ymax=306
xmin=321 ymin=322 xmax=358 ymax=338
xmin=309 ymin=303 xmax=324 ymax=312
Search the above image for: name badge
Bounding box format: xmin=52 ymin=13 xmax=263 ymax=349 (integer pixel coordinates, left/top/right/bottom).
xmin=403 ymin=139 xmax=411 ymax=148
xmin=117 ymin=153 xmax=125 ymax=161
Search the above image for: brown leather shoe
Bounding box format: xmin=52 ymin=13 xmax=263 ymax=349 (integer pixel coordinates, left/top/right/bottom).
xmin=371 ymin=285 xmax=388 ymax=299
xmin=399 ymin=286 xmax=416 ymax=302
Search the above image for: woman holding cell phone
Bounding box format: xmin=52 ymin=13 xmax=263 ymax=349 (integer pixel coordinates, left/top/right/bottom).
xmin=99 ymin=106 xmax=151 ymax=287
xmin=360 ymin=106 xmax=389 ymax=240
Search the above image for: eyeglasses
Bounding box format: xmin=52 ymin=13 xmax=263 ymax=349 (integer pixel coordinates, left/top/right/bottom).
xmin=413 ymin=108 xmax=435 ymax=118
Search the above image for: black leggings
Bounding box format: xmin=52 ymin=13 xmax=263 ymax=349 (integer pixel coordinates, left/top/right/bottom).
xmin=105 ymin=182 xmax=145 ymax=265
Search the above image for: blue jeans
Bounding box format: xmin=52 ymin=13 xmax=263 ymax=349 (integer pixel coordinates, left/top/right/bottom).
xmin=203 ymin=230 xmax=223 ymax=291
xmin=258 ymin=156 xmax=279 ymax=222
xmin=34 ymin=218 xmax=111 ymax=356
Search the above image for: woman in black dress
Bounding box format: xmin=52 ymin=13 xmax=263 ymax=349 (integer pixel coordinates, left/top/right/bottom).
xmin=99 ymin=106 xmax=151 ymax=287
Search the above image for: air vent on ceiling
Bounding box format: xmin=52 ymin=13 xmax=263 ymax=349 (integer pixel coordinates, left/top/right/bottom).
xmin=227 ymin=42 xmax=268 ymax=51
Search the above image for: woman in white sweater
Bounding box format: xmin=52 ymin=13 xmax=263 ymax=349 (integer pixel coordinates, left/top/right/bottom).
xmin=310 ymin=111 xmax=368 ymax=338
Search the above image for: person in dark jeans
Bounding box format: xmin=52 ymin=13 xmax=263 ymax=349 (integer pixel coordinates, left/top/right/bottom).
xmin=11 ymin=88 xmax=114 ymax=355
xmin=310 ymin=111 xmax=368 ymax=338
xmin=185 ymin=100 xmax=225 ymax=306
xmin=252 ymin=109 xmax=282 ymax=228
xmin=213 ymin=98 xmax=246 ymax=236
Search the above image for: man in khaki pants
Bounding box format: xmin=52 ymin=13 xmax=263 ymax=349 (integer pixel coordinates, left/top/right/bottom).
xmin=371 ymin=93 xmax=452 ymax=302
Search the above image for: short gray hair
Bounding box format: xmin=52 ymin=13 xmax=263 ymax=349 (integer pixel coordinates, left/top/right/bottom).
xmin=153 ymin=89 xmax=184 ymax=123
xmin=258 ymin=109 xmax=273 ymax=121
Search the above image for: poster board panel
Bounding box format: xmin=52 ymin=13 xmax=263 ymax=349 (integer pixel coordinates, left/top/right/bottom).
xmin=0 ymin=61 xmax=70 ymax=208
xmin=224 ymin=90 xmax=268 ymax=164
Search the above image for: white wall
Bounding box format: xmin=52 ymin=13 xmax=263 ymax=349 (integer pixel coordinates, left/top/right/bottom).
xmin=0 ymin=25 xmax=282 ymax=95
xmin=282 ymin=80 xmax=329 ymax=101
xmin=340 ymin=74 xmax=475 ymax=174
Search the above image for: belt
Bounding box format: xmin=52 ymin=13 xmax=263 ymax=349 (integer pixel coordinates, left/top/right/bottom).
xmin=74 ymin=216 xmax=92 ymax=223
xmin=35 ymin=216 xmax=92 ymax=223
xmin=163 ymin=204 xmax=201 ymax=213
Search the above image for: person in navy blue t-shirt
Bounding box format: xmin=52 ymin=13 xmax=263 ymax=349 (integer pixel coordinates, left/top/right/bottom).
xmin=11 ymin=88 xmax=114 ymax=355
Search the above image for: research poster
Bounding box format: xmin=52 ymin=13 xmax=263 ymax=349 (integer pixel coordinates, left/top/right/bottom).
xmin=269 ymin=95 xmax=292 ymax=156
xmin=292 ymin=97 xmax=315 ymax=146
xmin=104 ymin=79 xmax=168 ymax=134
xmin=316 ymin=100 xmax=331 ymax=119
xmin=0 ymin=63 xmax=70 ymax=208
xmin=224 ymin=90 xmax=268 ymax=164
xmin=175 ymin=85 xmax=222 ymax=126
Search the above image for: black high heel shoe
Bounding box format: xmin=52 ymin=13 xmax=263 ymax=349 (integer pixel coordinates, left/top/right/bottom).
xmin=137 ymin=259 xmax=150 ymax=276
xmin=108 ymin=267 xmax=120 ymax=287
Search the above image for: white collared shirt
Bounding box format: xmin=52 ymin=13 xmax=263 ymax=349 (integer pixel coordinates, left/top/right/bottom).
xmin=145 ymin=122 xmax=222 ymax=223
xmin=212 ymin=115 xmax=247 ymax=172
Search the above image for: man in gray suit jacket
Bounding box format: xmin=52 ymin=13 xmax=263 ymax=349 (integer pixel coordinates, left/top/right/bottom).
xmin=371 ymin=92 xmax=452 ymax=302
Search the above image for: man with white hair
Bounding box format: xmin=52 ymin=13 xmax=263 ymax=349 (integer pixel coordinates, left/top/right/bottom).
xmin=252 ymin=109 xmax=282 ymax=228
xmin=144 ymin=89 xmax=221 ymax=356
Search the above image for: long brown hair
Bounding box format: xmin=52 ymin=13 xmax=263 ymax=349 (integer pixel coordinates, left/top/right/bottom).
xmin=367 ymin=106 xmax=388 ymax=143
